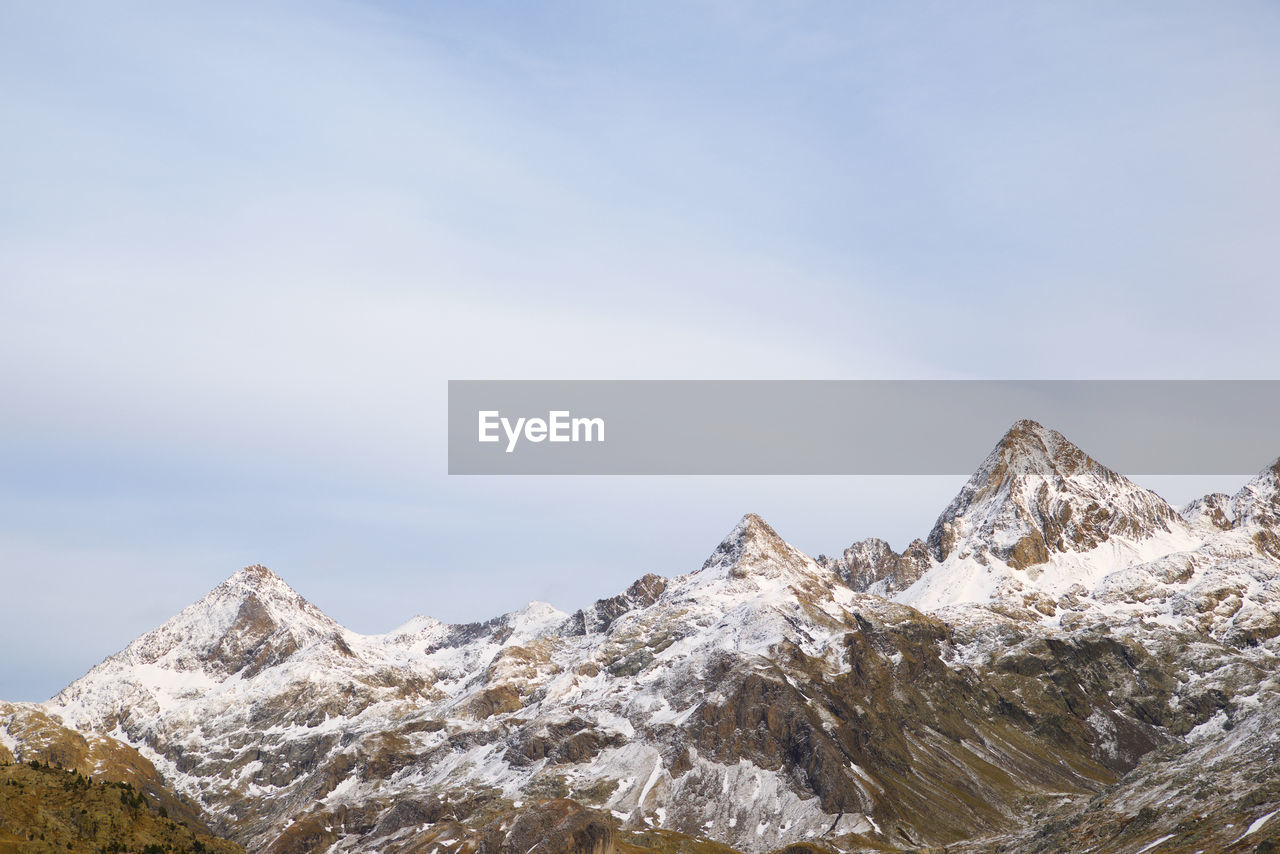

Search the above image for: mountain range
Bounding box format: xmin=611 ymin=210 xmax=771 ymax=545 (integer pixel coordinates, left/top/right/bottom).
xmin=3 ymin=419 xmax=1279 ymax=854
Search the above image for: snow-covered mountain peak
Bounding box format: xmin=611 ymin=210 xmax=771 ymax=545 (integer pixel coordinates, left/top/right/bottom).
xmin=226 ymin=562 xmax=285 ymax=585
xmin=924 ymin=420 xmax=1188 ymax=570
xmin=988 ymin=418 xmax=1094 ymax=477
xmin=503 ymin=600 xmax=570 ymax=642
xmin=384 ymin=613 xmax=445 ymax=638
xmin=699 ymin=513 xmax=814 ymax=580
xmin=68 ymin=565 xmax=345 ymax=688
xmin=208 ymin=563 xmax=318 ymax=613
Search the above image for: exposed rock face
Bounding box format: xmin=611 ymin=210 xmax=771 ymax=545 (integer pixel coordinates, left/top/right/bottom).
xmin=563 ymin=574 xmax=668 ymax=635
xmin=684 ymin=610 xmax=1157 ymax=847
xmin=478 ymin=800 xmax=615 ymax=854
xmin=1231 ymin=457 xmax=1280 ymax=531
xmin=26 ymin=423 xmax=1280 ymax=854
xmin=926 ymin=419 xmax=1189 ymax=569
xmin=817 ymin=537 xmax=931 ymax=593
xmin=1181 ymin=492 xmax=1236 ymax=531
xmin=964 ymin=669 xmax=1280 ymax=854
xmin=1181 ymin=459 xmax=1280 ymax=538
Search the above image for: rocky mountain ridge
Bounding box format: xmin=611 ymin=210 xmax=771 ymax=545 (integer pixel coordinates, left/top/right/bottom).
xmin=20 ymin=421 xmax=1280 ymax=853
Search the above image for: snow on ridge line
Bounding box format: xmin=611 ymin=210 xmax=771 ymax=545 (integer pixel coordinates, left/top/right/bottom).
xmin=43 ymin=423 xmax=1280 ymax=739
xmin=894 ymin=522 xmax=1208 ymax=612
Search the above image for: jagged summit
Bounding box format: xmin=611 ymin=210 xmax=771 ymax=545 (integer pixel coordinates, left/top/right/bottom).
xmin=818 ymin=536 xmax=932 ymax=594
xmin=700 ymin=513 xmax=813 ymax=579
xmin=561 ymin=573 xmax=668 ymax=636
xmin=1180 ymin=457 xmax=1280 ymax=535
xmin=1181 ymin=492 xmax=1236 ymax=531
xmin=924 ymin=420 xmax=1188 ymax=570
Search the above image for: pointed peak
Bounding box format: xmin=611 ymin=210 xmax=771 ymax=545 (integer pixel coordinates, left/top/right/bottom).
xmin=202 ymin=564 xmax=330 ymax=625
xmin=57 ymin=563 xmax=346 ymax=686
xmin=989 ymin=419 xmax=1094 ymax=476
xmin=709 ymin=513 xmax=785 ymax=553
xmin=228 ymin=564 xmax=286 ymax=586
xmin=701 ymin=513 xmax=809 ymax=579
xmin=214 ymin=564 xmax=301 ymax=604
xmin=1001 ymin=417 xmax=1051 ymax=438
xmin=735 ymin=512 xmax=782 ymax=539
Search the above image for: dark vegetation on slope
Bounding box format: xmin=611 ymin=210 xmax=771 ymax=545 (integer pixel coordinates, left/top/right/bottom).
xmin=0 ymin=760 xmax=244 ymax=854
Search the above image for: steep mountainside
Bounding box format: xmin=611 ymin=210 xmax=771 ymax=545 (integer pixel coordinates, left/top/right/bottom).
xmin=25 ymin=421 xmax=1280 ymax=854
xmin=961 ymin=682 xmax=1280 ymax=853
xmin=1231 ymin=457 xmax=1280 ymax=532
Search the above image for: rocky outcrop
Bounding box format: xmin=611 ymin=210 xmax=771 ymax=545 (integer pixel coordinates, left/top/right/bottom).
xmin=1181 ymin=492 xmax=1236 ymax=531
xmin=817 ymin=537 xmax=931 ymax=593
xmin=563 ymin=574 xmax=669 ymax=635
xmin=683 ymin=608 xmax=1189 ymax=849
xmin=479 ymin=800 xmax=615 ymax=854
xmin=972 ymin=673 xmax=1280 ymax=854
xmin=1231 ymin=457 xmax=1280 ymax=531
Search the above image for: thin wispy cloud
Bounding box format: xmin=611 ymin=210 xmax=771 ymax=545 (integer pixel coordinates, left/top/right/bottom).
xmin=2 ymin=1 xmax=1278 ymax=699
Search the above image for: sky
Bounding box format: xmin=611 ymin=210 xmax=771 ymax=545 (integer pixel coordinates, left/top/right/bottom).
xmin=2 ymin=1 xmax=1279 ymax=701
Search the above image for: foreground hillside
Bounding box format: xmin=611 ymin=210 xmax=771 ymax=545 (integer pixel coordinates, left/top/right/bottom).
xmin=11 ymin=421 xmax=1280 ymax=853
xmin=0 ymin=761 xmax=243 ymax=854
xmin=0 ymin=699 xmax=223 ymax=830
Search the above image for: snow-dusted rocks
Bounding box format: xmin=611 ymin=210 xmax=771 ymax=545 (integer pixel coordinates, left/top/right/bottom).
xmin=892 ymin=420 xmax=1210 ymax=613
xmin=925 ymin=419 xmax=1191 ymax=570
xmin=816 ymin=536 xmax=931 ymax=595
xmin=698 ymin=513 xmax=815 ymax=580
xmin=1231 ymin=457 xmax=1280 ymax=532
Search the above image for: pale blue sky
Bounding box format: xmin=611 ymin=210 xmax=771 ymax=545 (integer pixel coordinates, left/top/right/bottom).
xmin=2 ymin=1 xmax=1279 ymax=700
